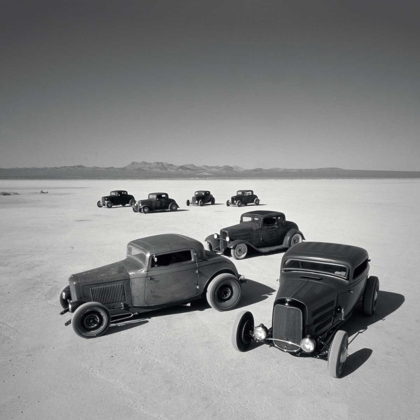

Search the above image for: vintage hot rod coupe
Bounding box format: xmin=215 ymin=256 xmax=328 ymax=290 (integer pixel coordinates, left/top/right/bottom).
xmin=226 ymin=190 xmax=260 ymax=207
xmin=97 ymin=190 xmax=136 ymax=208
xmin=132 ymin=192 xmax=179 ymax=213
xmin=59 ymin=234 xmax=245 ymax=338
xmin=186 ymin=190 xmax=215 ymax=207
xmin=231 ymin=241 xmax=380 ymax=378
xmin=205 ymin=210 xmax=304 ymax=260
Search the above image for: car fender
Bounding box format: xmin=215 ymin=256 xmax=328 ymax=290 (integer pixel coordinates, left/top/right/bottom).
xmin=282 ymin=229 xmax=305 ymax=247
xmin=226 ymin=239 xmax=259 ymax=252
xmin=205 ymin=234 xmax=220 ymax=250
xmin=203 ymin=267 xmax=240 ymax=292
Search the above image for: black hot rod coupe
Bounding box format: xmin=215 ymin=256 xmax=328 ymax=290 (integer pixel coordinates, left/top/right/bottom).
xmin=59 ymin=234 xmax=245 ymax=338
xmin=226 ymin=190 xmax=260 ymax=207
xmin=231 ymin=241 xmax=380 ymax=378
xmin=97 ymin=190 xmax=136 ymax=208
xmin=205 ymin=210 xmax=304 ymax=260
xmin=132 ymin=192 xmax=179 ymax=213
xmin=186 ymin=190 xmax=215 ymax=207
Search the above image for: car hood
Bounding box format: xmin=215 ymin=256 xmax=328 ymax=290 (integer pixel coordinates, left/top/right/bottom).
xmin=70 ymin=257 xmax=143 ymax=286
xmin=102 ymin=195 xmax=112 ymax=200
xmin=276 ymin=272 xmax=337 ymax=309
xmin=222 ymin=222 xmax=260 ymax=235
xmin=138 ymin=199 xmax=153 ymax=205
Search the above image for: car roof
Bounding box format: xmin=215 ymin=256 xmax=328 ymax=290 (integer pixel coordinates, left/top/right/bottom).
xmin=242 ymin=210 xmax=285 ymax=218
xmin=149 ymin=192 xmax=168 ymax=195
xmin=128 ymin=234 xmax=203 ymax=254
xmin=111 ymin=190 xmax=127 ymax=193
xmin=284 ymin=242 xmax=369 ymax=268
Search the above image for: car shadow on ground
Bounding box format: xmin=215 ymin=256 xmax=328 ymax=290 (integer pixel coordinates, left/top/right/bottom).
xmin=339 ymin=290 xmax=405 ymax=377
xmin=132 ymin=209 xmax=190 ymax=214
xmin=105 ymin=279 xmax=275 ymax=336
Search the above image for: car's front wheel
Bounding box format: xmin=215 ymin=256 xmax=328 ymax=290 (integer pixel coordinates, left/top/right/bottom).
xmin=254 ymin=198 xmax=260 ymax=205
xmin=290 ymin=233 xmax=303 ymax=247
xmin=226 ymin=200 xmax=231 ymax=207
xmin=206 ymin=274 xmax=242 ymax=311
xmin=132 ymin=206 xmax=138 ymax=212
xmin=232 ymin=310 xmax=254 ymax=352
xmin=72 ymin=302 xmax=111 ymax=339
xmin=363 ymin=276 xmax=379 ymax=316
xmin=232 ymin=243 xmax=248 ymax=260
xmin=186 ymin=199 xmax=190 ymax=206
xmin=97 ymin=200 xmax=102 ymax=208
xmin=328 ymin=330 xmax=348 ymax=378
xmin=106 ymin=202 xmax=112 ymax=208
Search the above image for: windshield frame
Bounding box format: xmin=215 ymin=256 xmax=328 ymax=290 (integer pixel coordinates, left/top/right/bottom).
xmin=126 ymin=244 xmax=147 ymax=267
xmin=282 ymin=258 xmax=349 ymax=280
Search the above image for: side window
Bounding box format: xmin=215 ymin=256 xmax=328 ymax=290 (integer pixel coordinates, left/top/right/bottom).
xmin=151 ymin=250 xmax=193 ymax=268
xmin=353 ymin=259 xmax=369 ymax=279
xmin=263 ymin=217 xmax=277 ymax=227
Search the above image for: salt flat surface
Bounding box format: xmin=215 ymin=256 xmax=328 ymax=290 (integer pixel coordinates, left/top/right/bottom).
xmin=0 ymin=179 xmax=419 ymax=420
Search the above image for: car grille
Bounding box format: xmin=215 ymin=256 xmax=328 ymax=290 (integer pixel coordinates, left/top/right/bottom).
xmin=102 ymin=198 xmax=106 ymax=205
xmin=192 ymin=197 xmax=197 ymax=203
xmin=272 ymin=304 xmax=302 ymax=351
xmin=90 ymin=283 xmax=126 ymax=304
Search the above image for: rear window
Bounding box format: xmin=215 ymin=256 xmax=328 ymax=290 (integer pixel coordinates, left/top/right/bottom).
xmin=283 ymin=259 xmax=348 ymax=279
xmin=151 ymin=250 xmax=192 ymax=268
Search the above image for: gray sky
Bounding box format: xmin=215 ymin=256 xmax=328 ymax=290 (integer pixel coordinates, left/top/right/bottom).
xmin=1 ymin=0 xmax=419 ymax=170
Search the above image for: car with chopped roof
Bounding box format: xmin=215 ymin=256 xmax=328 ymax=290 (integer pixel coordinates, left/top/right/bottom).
xmin=205 ymin=210 xmax=304 ymax=260
xmin=231 ymin=241 xmax=380 ymax=378
xmin=59 ymin=234 xmax=246 ymax=338
xmin=97 ymin=190 xmax=136 ymax=208
xmin=132 ymin=192 xmax=179 ymax=213
xmin=226 ymin=190 xmax=260 ymax=207
xmin=186 ymin=190 xmax=215 ymax=207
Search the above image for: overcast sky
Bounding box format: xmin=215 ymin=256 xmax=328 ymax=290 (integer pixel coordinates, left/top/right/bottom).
xmin=0 ymin=0 xmax=419 ymax=170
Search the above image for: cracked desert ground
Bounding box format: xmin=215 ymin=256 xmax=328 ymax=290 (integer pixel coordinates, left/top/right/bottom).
xmin=1 ymin=178 xmax=419 ymax=420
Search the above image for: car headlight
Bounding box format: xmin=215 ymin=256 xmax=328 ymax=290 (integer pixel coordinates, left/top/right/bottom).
xmin=226 ymin=236 xmax=230 ymax=242
xmin=300 ymin=337 xmax=316 ymax=353
xmin=214 ymin=233 xmax=219 ymax=239
xmin=253 ymin=325 xmax=268 ymax=341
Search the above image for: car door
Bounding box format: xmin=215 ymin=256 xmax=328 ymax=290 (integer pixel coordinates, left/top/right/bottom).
xmin=145 ymin=249 xmax=199 ymax=305
xmin=260 ymin=216 xmax=278 ymax=246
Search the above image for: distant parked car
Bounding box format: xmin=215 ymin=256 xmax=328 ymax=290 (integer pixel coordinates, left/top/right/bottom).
xmin=59 ymin=234 xmax=246 ymax=338
xmin=97 ymin=190 xmax=136 ymax=208
xmin=231 ymin=242 xmax=380 ymax=378
xmin=227 ymin=190 xmax=259 ymax=207
xmin=186 ymin=190 xmax=215 ymax=207
xmin=132 ymin=192 xmax=179 ymax=213
xmin=205 ymin=210 xmax=304 ymax=259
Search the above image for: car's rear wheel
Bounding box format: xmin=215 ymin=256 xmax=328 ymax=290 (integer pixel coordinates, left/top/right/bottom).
xmin=169 ymin=203 xmax=178 ymax=211
xmin=226 ymin=200 xmax=231 ymax=206
xmin=254 ymin=198 xmax=260 ymax=205
xmin=59 ymin=285 xmax=70 ymax=309
xmin=211 ymin=197 xmax=215 ymax=205
xmin=232 ymin=243 xmax=248 ymax=260
xmin=142 ymin=206 xmax=150 ymax=214
xmin=199 ymin=199 xmax=204 ymax=206
xmin=72 ymin=302 xmax=110 ymax=339
xmin=236 ymin=200 xmax=242 ymax=207
xmin=232 ymin=311 xmax=254 ymax=352
xmin=290 ymin=233 xmax=303 ymax=247
xmin=328 ymin=330 xmax=348 ymax=378
xmin=186 ymin=199 xmax=190 ymax=206
xmin=129 ymin=199 xmax=135 ymax=206
xmin=363 ymin=276 xmax=379 ymax=316
xmin=206 ymin=274 xmax=242 ymax=311
xmin=106 ymin=202 xmax=112 ymax=208
xmin=97 ymin=200 xmax=102 ymax=208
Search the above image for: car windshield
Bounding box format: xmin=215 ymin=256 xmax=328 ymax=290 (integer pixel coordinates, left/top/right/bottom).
xmin=110 ymin=192 xmax=118 ymax=196
xmin=237 ymin=191 xmax=244 ymax=195
xmin=195 ymin=191 xmax=205 ymax=195
xmin=283 ymin=259 xmax=348 ymax=279
xmin=241 ymin=215 xmax=261 ymax=223
xmin=126 ymin=245 xmax=147 ymax=267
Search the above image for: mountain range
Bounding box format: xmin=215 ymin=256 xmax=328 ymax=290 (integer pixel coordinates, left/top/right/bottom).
xmin=0 ymin=161 xmax=419 ymax=179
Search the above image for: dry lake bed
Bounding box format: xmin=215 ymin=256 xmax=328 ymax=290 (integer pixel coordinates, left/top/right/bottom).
xmin=0 ymin=179 xmax=419 ymax=420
